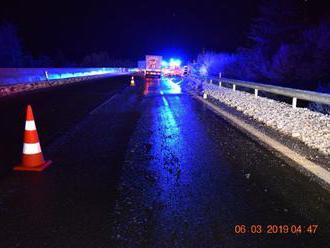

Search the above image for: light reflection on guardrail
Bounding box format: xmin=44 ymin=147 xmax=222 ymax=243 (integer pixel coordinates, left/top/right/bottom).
xmin=191 ymin=75 xmax=330 ymax=108
xmin=0 ymin=68 xmax=139 ymax=86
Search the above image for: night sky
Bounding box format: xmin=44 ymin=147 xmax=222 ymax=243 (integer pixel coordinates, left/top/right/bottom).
xmin=1 ymin=0 xmax=329 ymax=61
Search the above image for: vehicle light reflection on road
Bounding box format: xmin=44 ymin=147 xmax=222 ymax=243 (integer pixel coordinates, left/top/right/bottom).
xmin=160 ymin=96 xmax=180 ymax=143
xmin=152 ymin=94 xmax=183 ymax=193
xmin=165 ymin=78 xmax=181 ymax=94
xmin=145 ymin=79 xmax=240 ymax=245
xmin=143 ymin=77 xmax=181 ymax=96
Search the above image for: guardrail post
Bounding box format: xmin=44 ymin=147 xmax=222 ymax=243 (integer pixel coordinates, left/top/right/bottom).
xmin=254 ymin=89 xmax=258 ymax=98
xmin=44 ymin=70 xmax=49 ymax=81
xmin=292 ymin=97 xmax=297 ymax=108
xmin=219 ymin=72 xmax=222 ymax=87
xmin=233 ymin=84 xmax=236 ymax=91
xmin=203 ymin=92 xmax=208 ymax=99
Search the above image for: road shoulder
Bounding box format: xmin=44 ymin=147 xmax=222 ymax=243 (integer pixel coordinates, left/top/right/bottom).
xmin=187 ymin=89 xmax=330 ymax=191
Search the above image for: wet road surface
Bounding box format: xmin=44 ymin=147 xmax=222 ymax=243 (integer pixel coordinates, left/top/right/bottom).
xmin=0 ymin=77 xmax=329 ymax=247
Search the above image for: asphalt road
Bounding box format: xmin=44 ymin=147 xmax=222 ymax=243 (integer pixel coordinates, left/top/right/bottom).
xmin=0 ymin=76 xmax=329 ymax=248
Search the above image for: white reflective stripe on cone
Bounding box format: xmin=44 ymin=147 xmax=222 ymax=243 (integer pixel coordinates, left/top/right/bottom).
xmin=23 ymin=142 xmax=41 ymax=155
xmin=25 ymin=120 xmax=36 ymax=131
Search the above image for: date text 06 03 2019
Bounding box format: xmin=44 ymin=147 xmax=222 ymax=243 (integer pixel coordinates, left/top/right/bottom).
xmin=234 ymin=224 xmax=318 ymax=234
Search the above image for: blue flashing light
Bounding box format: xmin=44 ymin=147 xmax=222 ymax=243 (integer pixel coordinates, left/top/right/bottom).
xmin=169 ymin=58 xmax=182 ymax=67
xmin=199 ymin=65 xmax=208 ymax=76
xmin=161 ymin=60 xmax=168 ymax=67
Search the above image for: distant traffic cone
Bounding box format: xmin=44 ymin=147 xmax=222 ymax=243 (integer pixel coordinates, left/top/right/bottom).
xmin=130 ymin=76 xmax=135 ymax=86
xmin=14 ymin=105 xmax=52 ymax=171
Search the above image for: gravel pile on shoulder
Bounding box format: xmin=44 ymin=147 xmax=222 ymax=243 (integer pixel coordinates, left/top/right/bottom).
xmin=201 ymin=81 xmax=330 ymax=155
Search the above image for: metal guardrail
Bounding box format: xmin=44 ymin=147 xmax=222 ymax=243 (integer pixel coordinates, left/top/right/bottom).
xmin=193 ymin=75 xmax=330 ymax=108
xmin=0 ymin=68 xmax=136 ymax=86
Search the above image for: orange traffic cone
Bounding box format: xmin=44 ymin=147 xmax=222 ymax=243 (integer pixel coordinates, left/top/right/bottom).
xmin=14 ymin=105 xmax=52 ymax=171
xmin=130 ymin=76 xmax=135 ymax=86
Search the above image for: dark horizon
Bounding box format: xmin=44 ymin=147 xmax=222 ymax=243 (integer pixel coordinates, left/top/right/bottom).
xmin=1 ymin=0 xmax=261 ymax=61
xmin=1 ymin=1 xmax=330 ymax=63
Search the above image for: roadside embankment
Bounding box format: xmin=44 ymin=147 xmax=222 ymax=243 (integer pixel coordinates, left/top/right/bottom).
xmin=184 ymin=77 xmax=330 ymax=189
xmin=187 ymin=78 xmax=330 ymax=156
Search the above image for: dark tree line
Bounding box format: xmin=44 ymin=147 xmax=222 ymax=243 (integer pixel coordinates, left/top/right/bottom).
xmin=80 ymin=52 xmax=136 ymax=67
xmin=195 ymin=0 xmax=330 ymax=91
xmin=0 ymin=22 xmax=135 ymax=68
xmin=0 ymin=22 xmax=24 ymax=67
